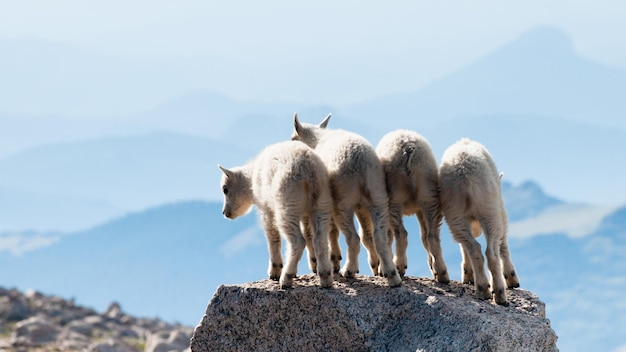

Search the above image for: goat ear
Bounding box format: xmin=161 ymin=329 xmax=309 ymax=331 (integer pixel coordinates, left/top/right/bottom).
xmin=294 ymin=112 xmax=303 ymax=135
xmin=218 ymin=164 xmax=233 ymax=178
xmin=319 ymin=113 xmax=331 ymax=129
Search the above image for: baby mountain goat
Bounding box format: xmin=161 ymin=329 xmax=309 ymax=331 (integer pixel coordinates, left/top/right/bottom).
xmin=439 ymin=138 xmax=520 ymax=305
xmin=292 ymin=113 xmax=402 ymax=287
xmin=376 ymin=130 xmax=449 ymax=282
xmin=218 ymin=140 xmax=334 ymax=288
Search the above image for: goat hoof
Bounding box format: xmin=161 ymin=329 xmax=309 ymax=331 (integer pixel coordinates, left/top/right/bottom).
xmin=319 ymin=279 xmax=333 ymax=289
xmin=506 ymin=273 xmax=521 ymax=288
xmin=436 ymin=271 xmax=450 ymax=284
xmin=493 ymin=288 xmax=508 ymax=306
xmin=387 ymin=274 xmax=402 ymax=287
xmin=397 ymin=267 xmax=406 ymax=278
xmin=340 ymin=269 xmax=356 ymax=278
xmin=475 ymin=284 xmax=492 ymax=300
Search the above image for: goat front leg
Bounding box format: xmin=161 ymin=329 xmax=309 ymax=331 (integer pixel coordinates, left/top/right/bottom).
xmin=261 ymin=211 xmax=282 ymax=280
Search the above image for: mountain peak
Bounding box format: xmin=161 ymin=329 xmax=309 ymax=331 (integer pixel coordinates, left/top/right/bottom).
xmin=503 ymin=26 xmax=575 ymax=58
xmin=473 ymin=26 xmax=577 ymax=73
xmin=502 ymin=180 xmax=563 ymax=221
xmin=595 ymin=205 xmax=626 ymax=238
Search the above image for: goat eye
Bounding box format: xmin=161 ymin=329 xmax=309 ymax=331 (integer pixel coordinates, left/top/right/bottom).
xmin=222 ymin=187 xmax=228 ymax=195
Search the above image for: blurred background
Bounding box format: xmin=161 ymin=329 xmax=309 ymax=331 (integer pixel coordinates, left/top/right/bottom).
xmin=1 ymin=1 xmax=625 ymax=350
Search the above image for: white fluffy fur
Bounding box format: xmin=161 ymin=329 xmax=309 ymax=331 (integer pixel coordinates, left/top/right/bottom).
xmin=439 ymin=138 xmax=520 ymax=305
xmin=218 ymin=140 xmax=334 ymax=288
xmin=376 ymin=129 xmax=449 ymax=282
xmin=292 ymin=114 xmax=402 ymax=287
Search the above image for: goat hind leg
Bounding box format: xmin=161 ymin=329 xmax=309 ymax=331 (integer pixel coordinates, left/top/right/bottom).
xmin=336 ymin=208 xmax=360 ymax=278
xmin=450 ymin=218 xmax=490 ymax=300
xmin=500 ymin=239 xmax=520 ymax=288
xmin=277 ymin=217 xmax=306 ymax=289
xmin=370 ymin=205 xmax=402 ymax=287
xmin=356 ymin=208 xmax=380 ymax=276
xmin=329 ymin=220 xmax=342 ymax=273
xmin=388 ymin=203 xmax=408 ymax=277
xmin=311 ymin=209 xmax=333 ymax=288
xmin=482 ymin=219 xmax=508 ymax=305
xmin=417 ymin=209 xmax=449 ymax=283
xmin=300 ymin=215 xmax=317 ymax=273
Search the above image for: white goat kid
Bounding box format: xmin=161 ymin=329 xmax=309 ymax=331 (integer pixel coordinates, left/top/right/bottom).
xmin=439 ymin=138 xmax=520 ymax=305
xmin=376 ymin=130 xmax=449 ymax=282
xmin=218 ymin=140 xmax=334 ymax=288
xmin=292 ymin=113 xmax=402 ymax=287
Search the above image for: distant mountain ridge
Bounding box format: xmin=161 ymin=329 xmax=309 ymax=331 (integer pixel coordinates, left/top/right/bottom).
xmin=502 ymin=180 xmax=563 ymax=221
xmin=595 ymin=205 xmax=626 ymax=237
xmin=346 ymin=26 xmax=626 ymax=130
xmin=0 ymin=131 xmax=249 ymax=212
xmin=0 ymin=186 xmax=124 ymax=233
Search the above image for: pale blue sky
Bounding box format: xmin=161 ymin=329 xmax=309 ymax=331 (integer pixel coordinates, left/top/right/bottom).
xmin=1 ymin=1 xmax=625 ymax=108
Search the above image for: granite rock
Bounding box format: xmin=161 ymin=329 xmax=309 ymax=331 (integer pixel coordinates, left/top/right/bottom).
xmin=191 ymin=274 xmax=558 ymax=352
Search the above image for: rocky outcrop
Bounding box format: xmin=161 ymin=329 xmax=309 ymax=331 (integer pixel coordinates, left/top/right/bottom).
xmin=191 ymin=274 xmax=558 ymax=352
xmin=0 ymin=287 xmax=192 ymax=352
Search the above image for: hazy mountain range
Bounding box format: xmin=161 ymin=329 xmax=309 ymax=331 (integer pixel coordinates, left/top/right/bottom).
xmin=2 ymin=27 xmax=625 ymax=228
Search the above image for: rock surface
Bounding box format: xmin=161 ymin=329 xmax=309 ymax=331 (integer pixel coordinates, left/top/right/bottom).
xmin=191 ymin=274 xmax=558 ymax=352
xmin=0 ymin=287 xmax=192 ymax=352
